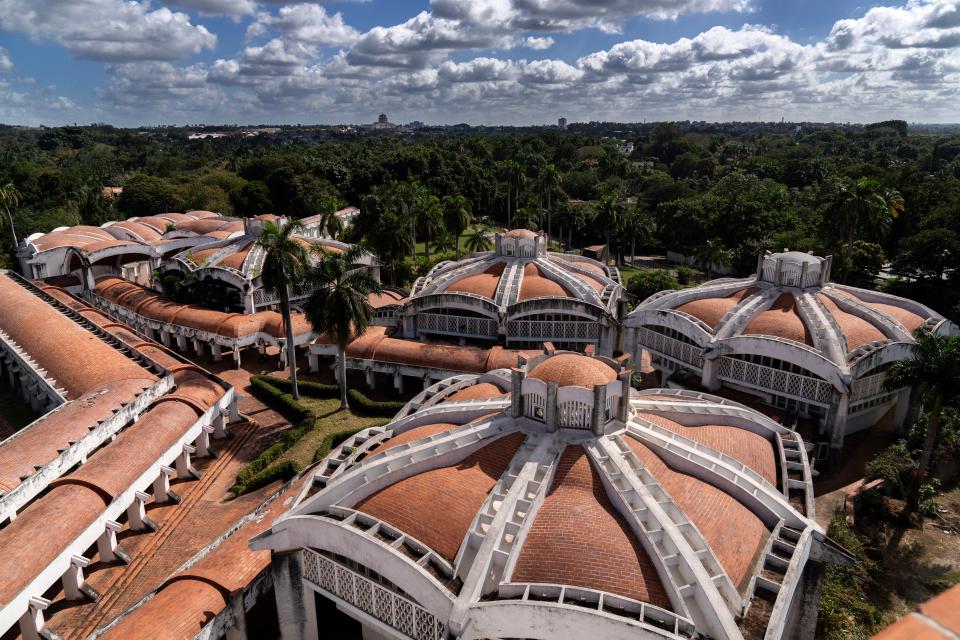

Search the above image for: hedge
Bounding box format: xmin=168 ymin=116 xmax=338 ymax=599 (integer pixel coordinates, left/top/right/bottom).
xmin=256 ymin=375 xmax=406 ymax=417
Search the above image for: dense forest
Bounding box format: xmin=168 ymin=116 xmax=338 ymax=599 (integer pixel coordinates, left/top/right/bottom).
xmin=1 ymin=120 xmax=959 ymax=320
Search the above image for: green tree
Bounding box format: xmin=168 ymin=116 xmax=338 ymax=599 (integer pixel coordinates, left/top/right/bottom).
xmin=627 ymin=269 xmax=680 ymax=302
xmin=538 ymin=163 xmax=563 ymax=241
xmin=304 ymin=244 xmax=382 ymax=409
xmin=0 ymin=182 xmax=22 ymax=248
xmin=504 ymin=159 xmax=526 ymax=228
xmin=117 ymin=174 xmax=179 ymax=217
xmin=622 ymin=205 xmax=656 ymax=266
xmin=258 ymin=219 xmax=310 ymax=400
xmin=430 ymin=229 xmax=457 ymax=255
xmin=311 ymin=195 xmax=345 ymax=240
xmin=464 ymin=225 xmax=493 ymax=253
xmin=442 ymin=194 xmax=472 ymax=258
xmin=417 ymin=194 xmax=443 ymax=261
xmin=593 ymin=190 xmax=624 ymax=260
xmin=828 ymin=177 xmax=904 ymax=269
xmin=231 ymin=180 xmax=272 ymax=217
xmin=513 ymin=206 xmax=540 ymax=231
xmin=883 ymin=331 xmax=960 ymax=517
xmin=694 ymin=238 xmax=734 ymax=280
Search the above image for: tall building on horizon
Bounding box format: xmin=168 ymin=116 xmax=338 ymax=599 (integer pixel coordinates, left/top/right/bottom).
xmin=558 ymin=116 xmax=567 ymax=129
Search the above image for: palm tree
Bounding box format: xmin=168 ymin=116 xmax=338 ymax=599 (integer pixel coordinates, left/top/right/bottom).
xmin=623 ymin=205 xmax=656 ymax=266
xmin=443 ymin=194 xmax=472 ymax=259
xmin=513 ymin=206 xmax=540 ymax=231
xmin=829 ymin=177 xmax=904 ymax=269
xmin=304 ymin=245 xmax=383 ymax=410
xmin=538 ymin=164 xmax=563 ymax=242
xmin=0 ymin=182 xmax=21 ymax=248
xmin=504 ymin=159 xmax=526 ymax=229
xmin=313 ymin=196 xmax=344 ymax=239
xmin=593 ymin=191 xmax=623 ymax=261
xmin=430 ymin=229 xmax=458 ymax=255
xmin=694 ymin=238 xmax=733 ymax=280
xmin=464 ymin=225 xmax=493 ymax=253
xmin=258 ymin=219 xmax=310 ymax=400
xmin=883 ymin=331 xmax=960 ymax=517
xmin=416 ymin=194 xmax=443 ymax=261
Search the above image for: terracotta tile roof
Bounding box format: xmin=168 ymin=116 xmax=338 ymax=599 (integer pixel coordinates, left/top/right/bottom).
xmin=674 ymin=287 xmax=757 ymax=330
xmin=216 ymin=241 xmax=254 ymax=271
xmin=637 ymin=413 xmax=778 ymax=485
xmin=574 ymin=271 xmax=607 ymax=293
xmin=0 ymin=275 xmax=156 ymax=399
xmin=354 ymin=432 xmax=524 ymax=561
xmin=188 ymin=210 xmax=221 ymax=219
xmin=377 ymin=423 xmax=458 ymax=454
xmin=513 ymin=446 xmax=671 ymax=608
xmin=0 ymin=378 xmax=155 ymax=493
xmin=107 ymin=221 xmax=163 ymax=243
xmin=128 ymin=216 xmax=175 ymax=234
xmin=170 ymin=218 xmax=233 ymax=235
xmin=30 ymin=225 xmax=115 ymax=252
xmin=367 ymin=289 xmax=406 ymax=309
xmin=576 ymin=261 xmax=607 ymax=275
xmin=744 ymin=293 xmax=813 ymax=346
xmin=873 ymin=584 xmax=960 ymax=639
xmin=817 ymin=294 xmax=887 ymax=352
xmin=446 ymin=262 xmax=505 ymax=299
xmin=444 ymin=383 xmax=508 ymax=402
xmin=528 ymin=353 xmax=617 ymax=388
xmin=505 ymin=229 xmax=538 ymax=239
xmin=867 ymin=303 xmax=926 ymax=333
xmin=625 ymin=437 xmax=769 ymax=592
xmin=0 ymin=483 xmax=107 ymax=604
xmin=518 ymin=263 xmax=571 ymax=301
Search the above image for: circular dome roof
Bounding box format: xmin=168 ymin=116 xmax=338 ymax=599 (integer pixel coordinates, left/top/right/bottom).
xmin=528 ymin=353 xmax=617 ymax=387
xmin=769 ymin=250 xmax=820 ymax=265
xmin=272 ymin=373 xmax=827 ymax=640
xmin=504 ymin=228 xmax=538 ymax=239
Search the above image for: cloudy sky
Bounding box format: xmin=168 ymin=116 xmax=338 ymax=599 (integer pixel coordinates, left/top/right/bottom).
xmin=0 ymin=0 xmax=958 ymax=126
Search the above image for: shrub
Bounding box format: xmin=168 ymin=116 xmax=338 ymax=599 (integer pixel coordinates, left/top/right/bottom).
xmin=627 ymin=269 xmax=680 ymax=302
xmin=674 ymin=265 xmax=698 ymax=285
xmin=257 ymin=375 xmax=405 ymax=417
xmin=312 ymin=427 xmax=367 ymax=464
xmin=865 ymin=441 xmax=918 ymax=498
xmin=817 ymin=511 xmax=881 ymax=640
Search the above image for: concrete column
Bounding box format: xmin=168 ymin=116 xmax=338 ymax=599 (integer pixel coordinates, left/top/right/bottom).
xmin=617 ymin=371 xmax=632 ymax=422
xmin=195 ymin=425 xmax=215 ymax=457
xmin=544 ymin=382 xmax=558 ymax=431
xmin=176 ymin=444 xmax=198 ymax=479
xmin=126 ymin=491 xmax=151 ymax=530
xmin=212 ymin=411 xmax=229 ymax=439
xmin=233 ymin=344 xmax=242 ymax=369
xmin=18 ymin=596 xmax=51 ymax=640
xmin=828 ymin=392 xmax=850 ymax=461
xmin=211 ymin=343 xmax=222 ymax=362
xmin=422 ymin=375 xmax=432 ymax=391
xmin=591 ymin=384 xmax=607 ymax=436
xmin=700 ymin=357 xmax=721 ymax=391
xmin=193 ymin=338 xmax=204 ymax=357
xmin=225 ymin=591 xmax=249 ymax=640
xmin=365 ymin=368 xmax=375 ymax=390
xmin=393 ymin=371 xmax=403 ymax=394
xmin=791 ymin=562 xmax=827 ymax=640
xmin=229 ymin=398 xmax=240 ymax=423
xmin=176 ymin=334 xmax=188 ymax=351
xmin=160 ymin=330 xmax=172 ymax=348
xmin=97 ymin=520 xmax=123 ymax=562
xmin=892 ymin=386 xmax=913 ymax=432
xmin=152 ymin=465 xmax=176 ymax=503
xmin=511 ymin=369 xmax=523 ymax=418
xmin=61 ymin=555 xmax=91 ymax=600
xmin=308 ymin=352 xmax=319 ymax=373
xmin=244 ymin=293 xmax=256 ymax=314
xmin=272 ymin=552 xmax=319 ymax=640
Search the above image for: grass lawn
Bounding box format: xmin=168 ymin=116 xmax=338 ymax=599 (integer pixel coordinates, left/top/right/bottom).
xmin=413 ymin=231 xmax=474 ymax=257
xmin=273 ymin=396 xmax=389 ymax=470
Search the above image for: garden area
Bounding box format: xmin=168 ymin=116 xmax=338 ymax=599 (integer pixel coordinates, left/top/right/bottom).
xmin=229 ymin=375 xmax=403 ymax=496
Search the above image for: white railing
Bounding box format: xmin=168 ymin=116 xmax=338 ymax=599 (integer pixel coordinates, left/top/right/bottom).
xmin=718 ymin=357 xmax=833 ymax=406
xmin=850 ymin=371 xmax=889 ymax=404
xmin=506 ymin=319 xmax=598 ymax=341
xmin=418 ymin=312 xmax=498 ymax=338
xmin=558 ymin=400 xmax=591 ymax=429
xmin=301 ymin=549 xmax=445 ymax=640
xmin=637 ymin=327 xmax=703 ymax=368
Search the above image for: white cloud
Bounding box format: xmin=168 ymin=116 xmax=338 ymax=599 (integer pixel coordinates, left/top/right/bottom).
xmin=0 ymin=47 xmax=12 ymax=73
xmin=0 ymin=0 xmax=216 ymax=62
xmin=162 ymin=0 xmax=257 ymax=17
xmin=523 ymin=36 xmax=555 ymax=50
xmin=247 ymin=4 xmax=361 ymax=46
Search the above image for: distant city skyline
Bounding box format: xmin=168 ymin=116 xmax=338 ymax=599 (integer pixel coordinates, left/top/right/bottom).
xmin=1 ymin=0 xmax=959 ymax=126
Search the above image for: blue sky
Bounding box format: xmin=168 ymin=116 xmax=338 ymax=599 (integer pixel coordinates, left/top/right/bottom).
xmin=1 ymin=0 xmax=958 ymax=125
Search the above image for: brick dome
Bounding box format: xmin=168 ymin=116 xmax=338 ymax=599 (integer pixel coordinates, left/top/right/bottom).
xmin=528 ymin=353 xmax=617 ymax=387
xmin=504 ymin=229 xmax=538 ymax=239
